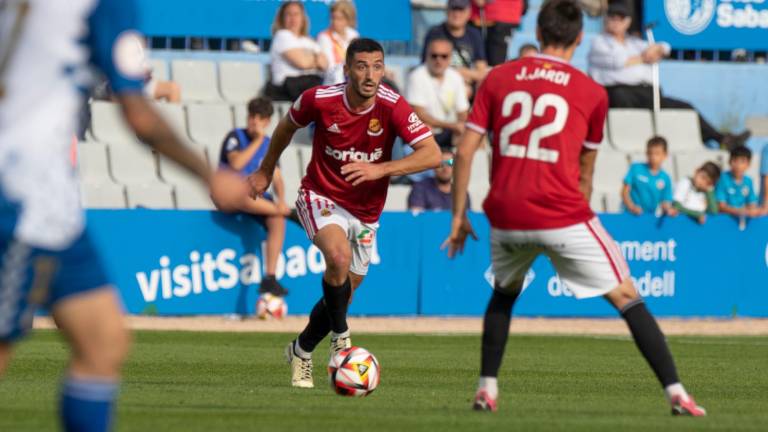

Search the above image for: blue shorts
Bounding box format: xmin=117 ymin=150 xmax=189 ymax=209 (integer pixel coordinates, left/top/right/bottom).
xmin=0 ymin=229 xmax=111 ymax=342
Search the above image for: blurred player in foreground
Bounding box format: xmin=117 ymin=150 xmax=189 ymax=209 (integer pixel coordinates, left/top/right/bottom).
xmin=249 ymin=38 xmax=441 ymax=388
xmin=443 ymin=0 xmax=706 ymax=416
xmin=0 ymin=1 xmax=247 ymax=431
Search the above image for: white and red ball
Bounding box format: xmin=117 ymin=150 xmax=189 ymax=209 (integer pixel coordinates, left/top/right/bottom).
xmin=328 ymin=346 xmax=380 ymax=397
xmin=255 ymin=293 xmax=287 ymax=320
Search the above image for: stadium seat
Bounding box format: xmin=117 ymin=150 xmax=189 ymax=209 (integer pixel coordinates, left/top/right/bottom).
xmin=628 ymin=151 xmax=677 ymax=181
xmin=125 ymin=184 xmax=176 ymax=209
xmin=170 ymin=59 xmax=222 ymax=102
xmin=157 ymin=145 xmax=209 ymax=187
xmin=77 ymin=141 xmax=114 ymax=184
xmin=673 ymin=150 xmax=727 ymax=181
xmin=607 ymin=109 xmax=655 ymax=152
xmin=386 ymin=64 xmax=407 ymax=94
xmin=175 ymin=185 xmax=215 ymax=210
xmin=80 ymin=182 xmax=127 ymax=209
xmin=185 ymin=103 xmax=234 ymax=155
xmin=604 ymin=191 xmax=622 ymax=213
xmin=298 ymin=146 xmax=314 ymax=175
xmin=109 ymin=140 xmax=163 ymax=185
xmin=153 ymin=102 xmax=188 ymax=139
xmin=593 ymin=150 xmax=629 ymax=191
xmin=292 ymin=124 xmax=314 ymax=146
xmin=589 ymin=190 xmax=606 ymax=213
xmin=219 ymin=61 xmax=265 ymax=103
xmin=279 ymin=148 xmax=303 ymax=204
xmin=148 ymin=58 xmax=169 ymax=81
xmin=90 ymin=101 xmax=138 ymax=145
xmin=274 ymin=101 xmax=292 ymax=117
xmin=745 ymin=116 xmax=768 ymax=137
xmin=747 ymin=155 xmax=761 ymax=184
xmin=384 ymin=184 xmax=411 ymax=211
xmin=655 ymin=109 xmax=703 ymax=151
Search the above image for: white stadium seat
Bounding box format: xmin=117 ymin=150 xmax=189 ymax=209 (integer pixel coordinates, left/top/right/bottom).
xmin=80 ymin=182 xmax=126 ymax=209
xmin=157 ymin=145 xmax=209 ymax=187
xmin=185 ymin=103 xmax=234 ymax=155
xmin=655 ymin=109 xmax=703 ymax=151
xmin=174 ymin=185 xmax=215 ymax=210
xmin=589 ymin=190 xmax=606 ymax=213
xmin=109 ymin=141 xmax=162 ymax=185
xmin=219 ymin=61 xmax=265 ymax=103
xmin=148 ymin=58 xmax=169 ymax=81
xmin=125 ymin=184 xmax=175 ymax=209
xmin=153 ymin=102 xmax=188 ymax=139
xmin=77 ymin=142 xmax=114 ymax=184
xmin=170 ymin=59 xmax=222 ymax=102
xmin=674 ymin=150 xmax=727 ymax=180
xmin=90 ymin=101 xmax=137 ymax=145
xmin=604 ymin=191 xmax=622 ymax=213
xmin=279 ymin=148 xmax=303 ymax=205
xmin=593 ymin=150 xmax=629 ymax=191
xmin=298 ymin=146 xmax=314 ymax=175
xmin=384 ymin=185 xmax=411 ymax=211
xmin=607 ymin=109 xmax=655 ymax=152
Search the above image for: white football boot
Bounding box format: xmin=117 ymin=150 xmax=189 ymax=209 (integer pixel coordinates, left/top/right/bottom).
xmin=285 ymin=341 xmax=314 ymax=388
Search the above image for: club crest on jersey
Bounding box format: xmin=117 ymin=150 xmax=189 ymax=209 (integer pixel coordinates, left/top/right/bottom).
xmin=656 ymin=179 xmax=666 ymax=190
xmin=367 ymin=118 xmax=383 ymax=137
xmin=742 ymin=185 xmax=750 ymax=197
xmin=320 ymin=208 xmax=332 ymax=217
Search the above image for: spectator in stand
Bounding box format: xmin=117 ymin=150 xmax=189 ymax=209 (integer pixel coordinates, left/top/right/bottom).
xmin=715 ymin=146 xmax=764 ymax=217
xmin=407 ymin=37 xmax=470 ymax=149
xmin=622 ymin=136 xmax=677 ymax=216
xmin=587 ymin=2 xmax=750 ymax=150
xmin=423 ymin=0 xmax=488 ymax=94
xmin=317 ymin=1 xmax=359 ymax=85
xmin=673 ymin=162 xmax=720 ymax=224
xmin=470 ymin=0 xmax=528 ymax=66
xmin=408 ymin=149 xmax=469 ymax=211
xmin=219 ymin=97 xmax=290 ymax=297
xmin=143 ymin=68 xmax=181 ymax=103
xmin=266 ymin=1 xmax=328 ymax=101
xmin=518 ymin=43 xmax=539 ymax=58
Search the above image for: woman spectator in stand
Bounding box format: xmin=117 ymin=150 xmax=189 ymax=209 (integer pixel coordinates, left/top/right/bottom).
xmin=267 ymin=1 xmax=328 ymax=101
xmin=317 ymin=1 xmax=359 ymax=85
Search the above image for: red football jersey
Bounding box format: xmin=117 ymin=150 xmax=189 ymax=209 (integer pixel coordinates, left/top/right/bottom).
xmin=289 ymin=83 xmax=433 ymax=223
xmin=467 ymin=55 xmax=608 ymax=230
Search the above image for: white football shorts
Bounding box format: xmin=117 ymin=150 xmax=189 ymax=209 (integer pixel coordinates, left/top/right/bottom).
xmin=295 ymin=188 xmax=378 ymax=275
xmin=491 ymin=217 xmax=630 ymax=298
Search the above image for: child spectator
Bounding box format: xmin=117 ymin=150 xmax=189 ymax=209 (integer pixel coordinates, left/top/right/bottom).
xmin=673 ymin=162 xmax=720 ymax=224
xmin=219 ymin=97 xmax=290 ymax=297
xmin=621 ymin=136 xmax=676 ymax=216
xmin=716 ymin=146 xmax=762 ymax=218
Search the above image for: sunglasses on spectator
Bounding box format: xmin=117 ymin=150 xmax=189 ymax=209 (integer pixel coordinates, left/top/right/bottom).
xmin=430 ymin=53 xmax=451 ymax=60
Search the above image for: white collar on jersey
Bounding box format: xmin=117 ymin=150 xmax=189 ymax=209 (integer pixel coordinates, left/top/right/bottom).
xmin=532 ymin=53 xmax=571 ymax=65
xmin=342 ymin=86 xmax=377 ymax=116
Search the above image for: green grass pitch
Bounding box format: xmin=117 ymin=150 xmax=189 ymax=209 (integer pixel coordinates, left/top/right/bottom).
xmin=1 ymin=330 xmax=767 ymax=431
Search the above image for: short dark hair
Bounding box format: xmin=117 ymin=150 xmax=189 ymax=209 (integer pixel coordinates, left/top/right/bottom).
xmin=247 ymin=96 xmax=274 ymax=118
xmin=345 ymin=38 xmax=384 ymax=65
xmin=646 ymin=136 xmax=668 ymax=152
xmin=537 ymin=0 xmax=583 ymax=49
xmin=729 ymin=145 xmax=752 ymax=161
xmin=698 ymin=161 xmax=721 ymax=184
xmin=427 ymin=36 xmax=453 ymax=53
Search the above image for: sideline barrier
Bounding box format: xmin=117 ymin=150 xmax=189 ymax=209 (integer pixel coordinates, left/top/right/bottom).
xmin=87 ymin=210 xmax=768 ymax=318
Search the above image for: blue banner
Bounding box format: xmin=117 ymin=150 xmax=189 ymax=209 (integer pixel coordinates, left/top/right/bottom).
xmin=135 ymin=0 xmax=412 ymax=41
xmin=645 ymin=1 xmax=768 ymax=50
xmin=86 ymin=210 xmax=768 ymax=318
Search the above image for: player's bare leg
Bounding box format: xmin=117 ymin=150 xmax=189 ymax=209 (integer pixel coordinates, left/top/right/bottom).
xmin=604 ymin=279 xmax=706 ymax=416
xmin=474 ymin=280 xmax=524 ymax=412
xmin=52 ymin=287 xmax=131 ymax=431
xmin=0 ymin=342 xmax=12 ymax=376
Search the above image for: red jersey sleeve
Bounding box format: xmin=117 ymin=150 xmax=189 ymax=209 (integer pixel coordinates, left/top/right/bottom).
xmin=584 ymin=88 xmax=609 ymax=150
xmin=288 ymin=87 xmax=318 ymax=128
xmin=392 ymin=97 xmax=433 ymax=146
xmin=466 ymin=78 xmax=492 ymax=135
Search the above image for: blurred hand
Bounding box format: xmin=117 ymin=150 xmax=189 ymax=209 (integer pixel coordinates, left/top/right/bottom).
xmin=629 ymin=205 xmax=643 ymax=215
xmin=641 ymin=45 xmax=665 ymax=64
xmin=665 ymin=207 xmax=679 ymax=217
xmin=276 ymin=201 xmax=291 ymax=217
xmin=340 ymin=162 xmax=386 ymax=186
xmin=247 ymin=168 xmax=273 ymax=199
xmin=210 ymin=170 xmax=249 ymax=212
xmin=441 ymin=215 xmax=478 ymax=258
xmin=697 ymin=214 xmax=707 ymax=225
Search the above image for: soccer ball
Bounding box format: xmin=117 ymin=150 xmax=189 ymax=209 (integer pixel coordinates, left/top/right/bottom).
xmin=255 ymin=293 xmax=287 ymax=320
xmin=328 ymin=346 xmax=380 ymax=397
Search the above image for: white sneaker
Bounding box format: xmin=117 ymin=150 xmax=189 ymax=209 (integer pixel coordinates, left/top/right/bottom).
xmin=284 ymin=341 xmax=313 ymax=388
xmin=330 ymin=334 xmax=352 ymax=358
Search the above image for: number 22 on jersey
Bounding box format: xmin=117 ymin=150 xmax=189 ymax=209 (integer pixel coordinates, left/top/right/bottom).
xmin=498 ymin=91 xmax=569 ymax=164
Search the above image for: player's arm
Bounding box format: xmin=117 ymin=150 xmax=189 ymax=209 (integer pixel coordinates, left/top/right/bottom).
xmin=412 ymin=106 xmax=457 ymax=133
xmin=272 ymin=167 xmax=290 ymax=215
xmin=441 ymin=128 xmax=482 ymax=258
xmin=342 ymin=137 xmax=441 ymax=186
xmin=249 ymin=115 xmax=301 ymax=196
xmin=579 ymin=149 xmax=598 ymax=203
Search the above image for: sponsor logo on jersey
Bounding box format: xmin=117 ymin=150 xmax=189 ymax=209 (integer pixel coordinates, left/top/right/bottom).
xmin=665 ymin=0 xmax=716 ymax=35
xmin=407 ymin=112 xmax=426 ymax=133
xmin=325 ymin=146 xmax=384 ymax=163
xmin=327 ymin=123 xmax=341 ymax=134
xmin=514 ymin=66 xmax=571 ymax=86
xmin=367 ymin=118 xmax=383 ymax=137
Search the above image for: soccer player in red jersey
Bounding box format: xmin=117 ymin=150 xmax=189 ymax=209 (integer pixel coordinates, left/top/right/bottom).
xmin=444 ymin=0 xmax=706 ymax=416
xmin=250 ymin=38 xmax=441 ymax=388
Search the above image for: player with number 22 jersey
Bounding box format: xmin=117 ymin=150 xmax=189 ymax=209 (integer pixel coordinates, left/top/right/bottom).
xmin=466 ymin=54 xmax=608 ymax=230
